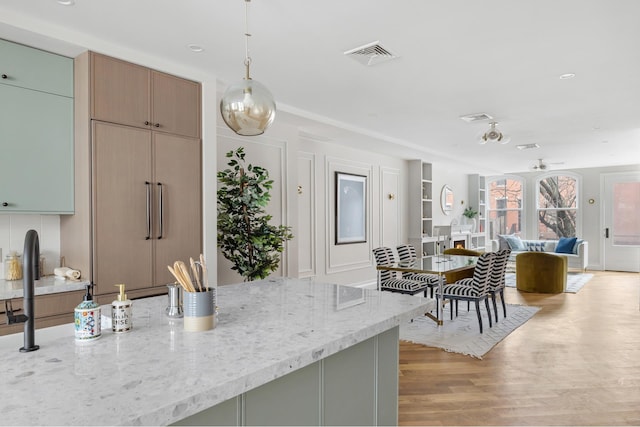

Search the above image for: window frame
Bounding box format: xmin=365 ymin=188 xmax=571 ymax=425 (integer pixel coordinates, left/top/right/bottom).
xmin=535 ymin=171 xmax=581 ymax=240
xmin=486 ymin=175 xmax=525 ymax=239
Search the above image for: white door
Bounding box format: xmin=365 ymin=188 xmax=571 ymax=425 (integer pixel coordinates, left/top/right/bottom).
xmin=603 ymin=172 xmax=640 ymax=272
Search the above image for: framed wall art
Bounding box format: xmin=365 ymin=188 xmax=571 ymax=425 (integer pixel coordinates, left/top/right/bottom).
xmin=335 ymin=172 xmax=367 ymax=245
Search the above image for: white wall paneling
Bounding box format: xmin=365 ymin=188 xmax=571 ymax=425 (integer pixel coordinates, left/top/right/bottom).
xmin=380 ymin=167 xmax=401 ymax=249
xmin=216 ymin=128 xmax=289 ymax=285
xmin=297 ymin=152 xmax=316 ymax=278
xmin=325 ymin=157 xmax=374 ymax=275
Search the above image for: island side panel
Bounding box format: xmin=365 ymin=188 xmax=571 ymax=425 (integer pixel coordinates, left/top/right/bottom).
xmin=377 ymin=326 xmax=400 ymax=426
xmin=172 ymin=326 xmax=400 ymax=426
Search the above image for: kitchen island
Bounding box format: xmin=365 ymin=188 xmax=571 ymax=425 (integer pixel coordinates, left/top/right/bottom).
xmin=0 ymin=277 xmax=433 ymax=426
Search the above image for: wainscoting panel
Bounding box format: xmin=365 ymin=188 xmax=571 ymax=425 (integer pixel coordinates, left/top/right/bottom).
xmin=325 ymin=157 xmax=374 ymax=275
xmin=297 ymin=152 xmax=316 ymax=278
xmin=380 ymin=167 xmax=401 ymax=249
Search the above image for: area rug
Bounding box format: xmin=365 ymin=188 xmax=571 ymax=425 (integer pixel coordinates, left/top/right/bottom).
xmin=504 ymin=272 xmax=594 ymax=293
xmin=400 ymin=303 xmax=540 ymax=359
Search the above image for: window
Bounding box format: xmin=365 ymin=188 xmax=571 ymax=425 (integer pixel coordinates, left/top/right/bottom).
xmin=537 ymin=174 xmax=578 ymax=239
xmin=487 ymin=177 xmax=523 ymax=239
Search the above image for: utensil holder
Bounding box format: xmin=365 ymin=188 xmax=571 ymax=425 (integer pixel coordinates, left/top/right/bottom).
xmin=183 ymin=287 xmax=215 ymax=332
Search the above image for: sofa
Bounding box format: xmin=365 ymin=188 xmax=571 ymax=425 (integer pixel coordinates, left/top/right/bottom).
xmin=490 ymin=235 xmax=588 ymax=271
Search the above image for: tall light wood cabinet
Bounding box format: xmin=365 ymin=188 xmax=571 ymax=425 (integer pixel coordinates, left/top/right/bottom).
xmin=90 ymin=53 xmax=200 ymax=138
xmin=61 ymin=52 xmax=202 ymax=299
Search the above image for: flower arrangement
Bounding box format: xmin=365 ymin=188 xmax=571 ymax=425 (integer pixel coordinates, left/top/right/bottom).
xmin=463 ymin=206 xmax=479 ymax=218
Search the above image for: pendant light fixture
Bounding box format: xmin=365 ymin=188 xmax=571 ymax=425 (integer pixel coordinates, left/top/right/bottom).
xmin=220 ymin=0 xmax=276 ymax=136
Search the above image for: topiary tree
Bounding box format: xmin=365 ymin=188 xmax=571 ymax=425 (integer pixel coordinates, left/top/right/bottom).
xmin=217 ymin=147 xmax=293 ymax=281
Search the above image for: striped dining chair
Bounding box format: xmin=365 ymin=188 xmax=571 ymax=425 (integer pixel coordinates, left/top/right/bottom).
xmin=396 ymin=244 xmax=440 ymax=297
xmin=487 ymin=249 xmax=511 ymax=322
xmin=436 ymin=251 xmax=495 ymax=333
xmin=372 ymin=247 xmax=431 ymax=296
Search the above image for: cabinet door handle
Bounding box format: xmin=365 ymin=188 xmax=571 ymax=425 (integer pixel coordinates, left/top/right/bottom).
xmin=1 ymin=202 xmax=8 ymax=207
xmin=1 ymin=74 xmax=7 ymax=79
xmin=157 ymin=182 xmax=164 ymax=239
xmin=145 ymin=181 xmax=152 ymax=240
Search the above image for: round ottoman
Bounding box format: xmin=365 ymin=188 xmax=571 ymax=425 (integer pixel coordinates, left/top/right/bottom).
xmin=516 ymin=252 xmax=568 ymax=293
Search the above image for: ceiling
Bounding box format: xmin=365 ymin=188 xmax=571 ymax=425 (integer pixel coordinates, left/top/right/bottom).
xmin=1 ymin=0 xmax=639 ymax=174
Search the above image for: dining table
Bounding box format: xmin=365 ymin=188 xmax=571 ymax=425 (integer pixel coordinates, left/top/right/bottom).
xmin=375 ymin=254 xmax=478 ymax=325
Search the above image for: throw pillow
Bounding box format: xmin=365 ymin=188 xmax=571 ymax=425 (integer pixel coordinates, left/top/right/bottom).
xmin=555 ymin=237 xmax=578 ymax=254
xmin=525 ymin=241 xmax=546 ymax=252
xmin=572 ymin=238 xmax=584 ymax=254
xmin=497 ymin=234 xmax=510 ymax=251
xmin=504 ymin=235 xmax=526 ymax=251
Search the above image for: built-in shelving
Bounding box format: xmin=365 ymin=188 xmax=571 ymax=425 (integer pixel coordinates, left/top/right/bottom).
xmin=409 ymin=160 xmax=437 ymax=259
xmin=468 ymin=174 xmax=487 ymax=251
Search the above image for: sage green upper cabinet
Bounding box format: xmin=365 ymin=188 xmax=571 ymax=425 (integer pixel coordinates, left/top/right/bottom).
xmin=0 ymin=39 xmax=73 ymax=96
xmin=0 ymin=39 xmax=74 ymax=214
xmin=90 ymin=53 xmax=201 ymax=138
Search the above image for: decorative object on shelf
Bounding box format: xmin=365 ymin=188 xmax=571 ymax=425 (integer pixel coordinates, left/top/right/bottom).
xmin=461 ymin=206 xmax=478 ymax=233
xmin=440 ymin=185 xmax=454 ymax=215
xmin=220 ymin=0 xmax=276 ymax=136
xmin=463 ymin=206 xmax=479 ymax=219
xmin=479 ymin=121 xmax=510 ymax=144
xmin=217 ymin=147 xmax=293 ymax=281
xmin=335 ymin=172 xmax=367 ymax=244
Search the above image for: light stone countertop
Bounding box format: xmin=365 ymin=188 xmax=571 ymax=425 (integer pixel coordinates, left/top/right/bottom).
xmin=0 ymin=275 xmax=89 ymax=300
xmin=0 ymin=277 xmax=434 ymax=426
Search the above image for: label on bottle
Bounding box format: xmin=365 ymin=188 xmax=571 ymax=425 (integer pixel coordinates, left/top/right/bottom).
xmin=112 ymin=302 xmax=132 ymax=333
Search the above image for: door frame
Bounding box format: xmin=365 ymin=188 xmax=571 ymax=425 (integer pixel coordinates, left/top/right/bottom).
xmin=601 ymin=171 xmax=640 ymax=272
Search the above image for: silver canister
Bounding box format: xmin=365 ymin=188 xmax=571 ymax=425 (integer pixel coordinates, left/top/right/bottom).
xmin=166 ymin=283 xmax=183 ymax=318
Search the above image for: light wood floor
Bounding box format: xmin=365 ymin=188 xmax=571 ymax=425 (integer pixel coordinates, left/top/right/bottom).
xmin=398 ymin=270 xmax=640 ymax=426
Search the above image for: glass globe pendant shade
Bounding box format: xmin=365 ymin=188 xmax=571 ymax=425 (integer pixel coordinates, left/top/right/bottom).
xmin=220 ymin=78 xmax=276 ymax=136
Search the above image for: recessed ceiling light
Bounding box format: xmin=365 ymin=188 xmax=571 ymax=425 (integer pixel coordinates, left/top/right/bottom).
xmin=559 ymin=73 xmax=576 ymax=80
xmin=187 ymin=44 xmax=204 ymax=53
xmin=56 ymin=0 xmax=75 ymax=5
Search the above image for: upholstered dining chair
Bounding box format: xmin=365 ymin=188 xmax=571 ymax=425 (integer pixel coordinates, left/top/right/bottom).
xmin=436 ymin=251 xmax=495 ymax=333
xmin=372 ymin=247 xmax=431 ymax=297
xmin=487 ymin=249 xmax=511 ymax=322
xmin=396 ymin=244 xmax=440 ymax=297
xmin=442 ymin=247 xmax=482 ymax=284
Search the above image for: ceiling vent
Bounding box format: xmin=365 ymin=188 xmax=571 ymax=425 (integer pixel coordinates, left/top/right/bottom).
xmin=517 ymin=143 xmax=540 ymax=150
xmin=460 ymin=113 xmax=493 ymax=123
xmin=344 ymin=41 xmax=398 ymax=66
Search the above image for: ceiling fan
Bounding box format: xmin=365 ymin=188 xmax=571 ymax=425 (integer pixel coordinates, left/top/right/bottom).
xmin=532 ymin=159 xmax=548 ymax=170
xmin=478 ymin=122 xmax=510 ymax=145
xmin=532 ymin=159 xmax=565 ymax=170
